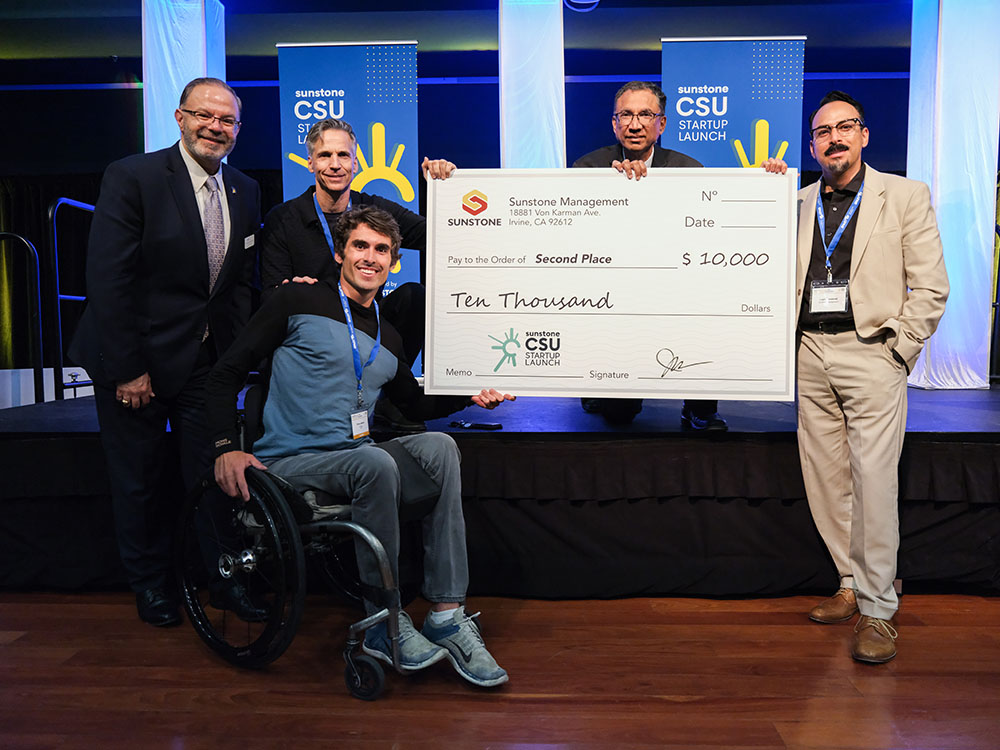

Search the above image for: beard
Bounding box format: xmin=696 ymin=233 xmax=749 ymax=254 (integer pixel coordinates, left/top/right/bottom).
xmin=183 ymin=128 xmax=234 ymax=165
xmin=822 ymin=144 xmax=852 ymax=176
xmin=825 ymin=158 xmax=851 ymax=177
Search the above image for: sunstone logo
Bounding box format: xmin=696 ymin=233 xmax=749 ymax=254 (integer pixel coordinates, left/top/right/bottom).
xmin=451 ymin=189 xmax=502 ymax=227
xmin=462 ymin=189 xmax=488 ymax=215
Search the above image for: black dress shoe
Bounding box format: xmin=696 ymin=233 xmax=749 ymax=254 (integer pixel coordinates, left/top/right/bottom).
xmin=372 ymin=398 xmax=426 ymax=434
xmin=136 ymin=588 xmax=181 ymax=627
xmin=210 ymin=583 xmax=269 ymax=622
xmin=582 ymin=398 xmax=643 ymax=425
xmin=680 ymin=406 xmax=729 ymax=432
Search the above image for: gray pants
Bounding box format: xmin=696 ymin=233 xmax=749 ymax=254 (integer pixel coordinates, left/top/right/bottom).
xmin=267 ymin=433 xmax=468 ymax=613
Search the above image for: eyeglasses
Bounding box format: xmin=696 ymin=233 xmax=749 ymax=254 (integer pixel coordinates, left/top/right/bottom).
xmin=180 ymin=109 xmax=240 ymax=129
xmin=614 ymin=110 xmax=663 ymax=126
xmin=810 ymin=118 xmax=863 ymax=142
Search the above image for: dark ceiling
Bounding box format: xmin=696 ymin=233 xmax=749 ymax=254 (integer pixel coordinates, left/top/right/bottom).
xmin=1 ymin=1 xmax=912 ymax=67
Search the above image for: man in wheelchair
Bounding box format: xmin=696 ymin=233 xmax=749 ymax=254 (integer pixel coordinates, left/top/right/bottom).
xmin=204 ymin=205 xmax=514 ymax=688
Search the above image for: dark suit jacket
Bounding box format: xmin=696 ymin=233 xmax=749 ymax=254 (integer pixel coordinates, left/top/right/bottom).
xmin=70 ymin=143 xmax=261 ymax=398
xmin=572 ymin=143 xmax=703 ymax=169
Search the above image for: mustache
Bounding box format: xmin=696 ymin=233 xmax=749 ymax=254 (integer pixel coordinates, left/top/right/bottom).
xmin=825 ymin=143 xmax=849 ymax=156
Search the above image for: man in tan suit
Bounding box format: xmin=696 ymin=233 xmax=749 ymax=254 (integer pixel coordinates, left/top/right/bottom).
xmin=767 ymin=91 xmax=949 ymax=663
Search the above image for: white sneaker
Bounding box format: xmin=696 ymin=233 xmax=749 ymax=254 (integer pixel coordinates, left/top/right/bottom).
xmin=363 ymin=611 xmax=447 ymax=672
xmin=421 ymin=606 xmax=508 ymax=687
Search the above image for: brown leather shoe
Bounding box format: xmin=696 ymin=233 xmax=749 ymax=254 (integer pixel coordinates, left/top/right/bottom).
xmin=851 ymin=615 xmax=898 ymax=663
xmin=808 ymin=587 xmax=858 ymax=623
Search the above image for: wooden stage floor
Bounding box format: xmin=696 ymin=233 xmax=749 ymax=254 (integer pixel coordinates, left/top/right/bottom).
xmin=1 ymin=591 xmax=998 ymax=749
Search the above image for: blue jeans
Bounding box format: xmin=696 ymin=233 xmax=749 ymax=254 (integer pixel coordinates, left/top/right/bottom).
xmin=267 ymin=432 xmax=468 ymax=613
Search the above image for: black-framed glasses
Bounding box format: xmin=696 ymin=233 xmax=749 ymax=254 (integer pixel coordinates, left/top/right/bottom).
xmin=810 ymin=118 xmax=863 ymax=141
xmin=180 ymin=109 xmax=240 ymax=129
xmin=614 ymin=110 xmax=663 ymax=126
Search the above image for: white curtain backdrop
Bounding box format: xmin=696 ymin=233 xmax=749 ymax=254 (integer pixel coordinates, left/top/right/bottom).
xmin=142 ymin=0 xmax=226 ymax=154
xmin=499 ymin=0 xmax=567 ymax=168
xmin=906 ymin=0 xmax=1000 ymax=388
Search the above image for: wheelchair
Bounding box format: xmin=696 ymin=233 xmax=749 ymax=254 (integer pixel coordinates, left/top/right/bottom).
xmin=173 ymin=387 xmax=434 ymax=700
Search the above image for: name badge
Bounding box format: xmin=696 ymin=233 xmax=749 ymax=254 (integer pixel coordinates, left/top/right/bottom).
xmin=244 ymin=234 xmax=255 ymax=250
xmin=350 ymin=410 xmax=370 ymax=440
xmin=810 ymin=279 xmax=849 ymax=314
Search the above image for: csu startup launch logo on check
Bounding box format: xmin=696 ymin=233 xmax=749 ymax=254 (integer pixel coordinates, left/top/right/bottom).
xmin=462 ymin=190 xmax=488 ymax=216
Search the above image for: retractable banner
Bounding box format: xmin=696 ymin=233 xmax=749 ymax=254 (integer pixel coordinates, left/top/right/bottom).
xmin=277 ymin=41 xmax=420 ymax=298
xmin=660 ymin=37 xmax=805 ymax=169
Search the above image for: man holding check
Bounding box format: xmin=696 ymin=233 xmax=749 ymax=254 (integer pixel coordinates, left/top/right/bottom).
xmin=573 ymin=81 xmax=727 ymax=431
xmin=259 ymin=117 xmax=455 ymax=367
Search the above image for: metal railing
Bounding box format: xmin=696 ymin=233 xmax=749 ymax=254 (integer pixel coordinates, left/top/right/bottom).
xmin=0 ymin=231 xmax=44 ymax=404
xmin=47 ymin=197 xmax=95 ymax=400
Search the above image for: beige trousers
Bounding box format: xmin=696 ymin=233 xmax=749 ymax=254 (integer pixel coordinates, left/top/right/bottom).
xmin=796 ymin=328 xmax=908 ymax=620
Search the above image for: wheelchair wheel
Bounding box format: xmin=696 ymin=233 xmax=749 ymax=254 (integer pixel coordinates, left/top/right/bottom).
xmin=307 ymin=532 xmax=363 ymax=604
xmin=175 ymin=467 xmax=306 ymax=669
xmin=345 ymin=653 xmax=385 ymax=701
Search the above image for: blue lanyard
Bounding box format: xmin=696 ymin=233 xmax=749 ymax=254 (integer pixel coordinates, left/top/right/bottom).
xmin=313 ymin=192 xmax=351 ymax=261
xmin=816 ymin=182 xmax=864 ymax=281
xmin=337 ymin=282 xmax=380 ymax=409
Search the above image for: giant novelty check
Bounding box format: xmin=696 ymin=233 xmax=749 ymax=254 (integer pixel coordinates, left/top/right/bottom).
xmin=425 ymin=168 xmax=798 ymax=400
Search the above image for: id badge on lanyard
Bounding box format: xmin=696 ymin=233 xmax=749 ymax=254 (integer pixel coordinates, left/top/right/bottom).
xmin=810 ymin=183 xmax=863 ymax=315
xmin=337 ymin=282 xmax=380 ymax=439
xmin=810 ymin=279 xmax=849 ymax=313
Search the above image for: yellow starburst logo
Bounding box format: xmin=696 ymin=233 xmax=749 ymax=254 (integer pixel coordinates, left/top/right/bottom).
xmin=353 ymin=122 xmax=414 ymax=202
xmin=732 ymin=119 xmax=789 ymax=168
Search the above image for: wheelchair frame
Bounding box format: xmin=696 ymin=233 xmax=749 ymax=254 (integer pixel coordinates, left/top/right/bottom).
xmin=174 ymin=466 xmax=405 ymax=700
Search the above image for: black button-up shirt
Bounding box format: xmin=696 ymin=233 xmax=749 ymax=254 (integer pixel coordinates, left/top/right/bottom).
xmin=799 ymin=163 xmax=866 ymax=329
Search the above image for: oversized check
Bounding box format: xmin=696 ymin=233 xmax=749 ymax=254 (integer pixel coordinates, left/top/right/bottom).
xmin=425 ymin=168 xmax=798 ymax=400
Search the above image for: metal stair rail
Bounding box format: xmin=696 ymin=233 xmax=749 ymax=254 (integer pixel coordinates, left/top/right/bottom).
xmin=47 ymin=197 xmax=95 ymax=400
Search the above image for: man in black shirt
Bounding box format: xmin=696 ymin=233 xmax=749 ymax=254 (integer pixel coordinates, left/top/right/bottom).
xmin=259 ymin=118 xmax=453 ymax=367
xmin=573 ymin=81 xmax=726 ymax=430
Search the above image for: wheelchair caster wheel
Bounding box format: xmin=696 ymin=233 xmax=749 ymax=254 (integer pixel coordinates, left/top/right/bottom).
xmin=345 ymin=653 xmax=385 ymax=701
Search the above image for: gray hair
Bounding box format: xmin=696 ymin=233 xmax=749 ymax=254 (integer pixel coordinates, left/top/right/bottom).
xmin=613 ymin=81 xmax=666 ymax=115
xmin=305 ymin=118 xmax=357 ymax=157
xmin=178 ymin=77 xmax=242 ymax=116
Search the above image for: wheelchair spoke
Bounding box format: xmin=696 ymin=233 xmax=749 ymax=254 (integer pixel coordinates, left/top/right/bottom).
xmin=175 ymin=470 xmax=305 ymax=669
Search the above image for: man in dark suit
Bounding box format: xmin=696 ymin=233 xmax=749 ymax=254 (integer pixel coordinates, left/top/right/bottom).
xmin=573 ymin=81 xmax=726 ymax=431
xmin=70 ymin=77 xmax=262 ymax=627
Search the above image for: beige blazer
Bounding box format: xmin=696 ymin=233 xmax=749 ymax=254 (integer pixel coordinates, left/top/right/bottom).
xmin=795 ymin=164 xmax=949 ymax=370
